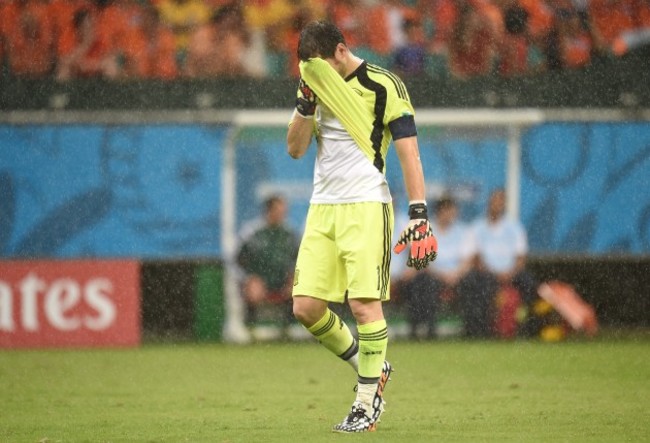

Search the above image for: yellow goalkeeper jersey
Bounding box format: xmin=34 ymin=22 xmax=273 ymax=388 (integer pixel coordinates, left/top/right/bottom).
xmin=299 ymin=58 xmax=416 ymax=204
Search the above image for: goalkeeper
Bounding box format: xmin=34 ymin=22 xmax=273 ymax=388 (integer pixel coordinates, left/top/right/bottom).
xmin=287 ymin=21 xmax=437 ymax=433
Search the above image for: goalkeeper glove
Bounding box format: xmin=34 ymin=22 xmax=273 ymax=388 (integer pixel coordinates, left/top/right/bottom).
xmin=295 ymin=77 xmax=317 ymax=117
xmin=394 ymin=202 xmax=438 ymax=270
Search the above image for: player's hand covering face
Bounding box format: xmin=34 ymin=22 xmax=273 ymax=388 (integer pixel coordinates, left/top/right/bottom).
xmin=295 ymin=77 xmax=317 ymax=117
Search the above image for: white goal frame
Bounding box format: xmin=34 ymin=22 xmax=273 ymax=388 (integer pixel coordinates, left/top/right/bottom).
xmin=219 ymin=109 xmax=547 ymax=342
xmin=3 ymin=107 xmax=648 ymax=343
xmin=217 ymin=107 xmax=650 ymax=343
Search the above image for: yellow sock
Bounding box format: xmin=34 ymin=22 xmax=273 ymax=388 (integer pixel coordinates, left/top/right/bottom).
xmin=307 ymin=309 xmax=358 ymax=365
xmin=357 ymin=319 xmax=388 ymax=383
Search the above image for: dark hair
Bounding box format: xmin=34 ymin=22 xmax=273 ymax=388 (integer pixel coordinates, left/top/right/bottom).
xmin=73 ymin=9 xmax=90 ymax=30
xmin=94 ymin=0 xmax=113 ymax=9
xmin=435 ymin=195 xmax=456 ymax=213
xmin=264 ymin=195 xmax=285 ymax=212
xmin=402 ymin=17 xmax=419 ymax=33
xmin=211 ymin=3 xmax=242 ymax=26
xmin=504 ymin=6 xmax=529 ymax=35
xmin=297 ymin=21 xmax=346 ymax=61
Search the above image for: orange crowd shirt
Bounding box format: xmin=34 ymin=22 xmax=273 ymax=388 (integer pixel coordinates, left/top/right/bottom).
xmin=1 ymin=0 xmax=55 ymax=76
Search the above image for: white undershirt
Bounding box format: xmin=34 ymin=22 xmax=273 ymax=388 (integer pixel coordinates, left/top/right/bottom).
xmin=310 ymin=103 xmax=392 ymax=204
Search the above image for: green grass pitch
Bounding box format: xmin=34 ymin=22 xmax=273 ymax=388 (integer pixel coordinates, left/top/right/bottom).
xmin=1 ymin=336 xmax=648 ymax=442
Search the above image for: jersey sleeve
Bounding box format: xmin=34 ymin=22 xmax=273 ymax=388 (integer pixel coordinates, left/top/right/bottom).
xmin=299 ymin=58 xmax=376 ymax=161
xmin=369 ymin=68 xmax=416 ymax=139
xmin=382 ymin=76 xmax=415 ymax=128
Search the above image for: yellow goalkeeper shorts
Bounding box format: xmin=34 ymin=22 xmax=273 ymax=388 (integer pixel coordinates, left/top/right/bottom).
xmin=292 ymin=202 xmax=393 ymax=303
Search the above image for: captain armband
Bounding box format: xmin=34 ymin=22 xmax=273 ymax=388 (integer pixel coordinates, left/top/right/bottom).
xmin=388 ymin=115 xmax=417 ymax=140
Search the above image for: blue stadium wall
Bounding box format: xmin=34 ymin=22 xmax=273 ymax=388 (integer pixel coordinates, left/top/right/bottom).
xmin=2 ymin=121 xmax=649 ymax=330
xmin=1 ymin=122 xmax=650 ymax=258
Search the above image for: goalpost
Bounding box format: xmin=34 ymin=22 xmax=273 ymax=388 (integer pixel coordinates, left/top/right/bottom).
xmin=219 ymin=108 xmax=547 ymax=343
xmin=218 ymin=107 xmax=650 ymax=343
xmin=3 ymin=107 xmax=646 ymax=343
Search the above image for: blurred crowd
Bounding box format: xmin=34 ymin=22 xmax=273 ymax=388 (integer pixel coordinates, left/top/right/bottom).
xmin=1 ymin=0 xmax=649 ymax=82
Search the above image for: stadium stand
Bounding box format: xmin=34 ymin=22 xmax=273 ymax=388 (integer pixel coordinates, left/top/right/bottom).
xmin=1 ymin=0 xmax=649 ymax=81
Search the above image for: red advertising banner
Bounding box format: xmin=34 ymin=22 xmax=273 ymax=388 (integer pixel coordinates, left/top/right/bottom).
xmin=0 ymin=260 xmax=141 ymax=348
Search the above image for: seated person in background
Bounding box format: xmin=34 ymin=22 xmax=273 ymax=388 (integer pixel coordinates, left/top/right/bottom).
xmin=460 ymin=188 xmax=538 ymax=338
xmin=399 ymin=195 xmax=474 ymax=339
xmin=237 ymin=195 xmax=300 ymax=328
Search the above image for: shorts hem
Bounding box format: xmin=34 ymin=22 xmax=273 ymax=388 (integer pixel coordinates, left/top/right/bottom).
xmin=292 ymin=288 xmax=345 ymax=303
xmin=347 ymin=290 xmax=390 ymax=302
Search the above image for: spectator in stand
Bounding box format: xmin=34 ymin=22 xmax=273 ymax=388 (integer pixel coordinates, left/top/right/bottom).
xmin=447 ymin=1 xmax=499 ymax=79
xmin=204 ymin=0 xmax=235 ymax=9
xmin=327 ymin=0 xmax=378 ymax=48
xmin=242 ymin=0 xmax=291 ymax=62
xmin=587 ymin=0 xmax=636 ymax=55
xmin=392 ymin=17 xmax=428 ymax=77
xmin=517 ymin=0 xmax=555 ymax=46
xmin=363 ymin=0 xmax=417 ymax=59
xmin=0 ymin=0 xmax=55 ymax=78
xmin=555 ymin=6 xmax=592 ymax=69
xmin=123 ymin=3 xmax=179 ymax=79
xmin=243 ymin=0 xmax=326 ymax=78
xmin=88 ymin=0 xmax=151 ymax=80
xmin=243 ymin=0 xmax=295 ymax=36
xmin=327 ymin=0 xmax=363 ymax=46
xmin=185 ymin=3 xmax=252 ymax=78
xmin=399 ymin=195 xmax=474 ymax=339
xmin=423 ymin=0 xmax=457 ymax=55
xmin=419 ymin=0 xmax=499 ymax=78
xmin=495 ymin=1 xmax=552 ymax=76
xmin=611 ymin=0 xmax=650 ymax=56
xmin=237 ymin=195 xmax=300 ymax=329
xmin=637 ymin=0 xmax=650 ymax=28
xmin=156 ymin=0 xmax=210 ymax=58
xmin=0 ymin=14 xmax=3 ymax=69
xmin=424 ymin=0 xmax=502 ymax=53
xmin=49 ymin=0 xmax=94 ymax=41
xmin=282 ymin=3 xmax=325 ymax=78
xmin=55 ymin=8 xmax=120 ymax=81
xmin=460 ymin=188 xmax=538 ymax=338
xmin=496 ymin=2 xmax=532 ymax=76
xmin=287 ymin=0 xmax=404 ymax=71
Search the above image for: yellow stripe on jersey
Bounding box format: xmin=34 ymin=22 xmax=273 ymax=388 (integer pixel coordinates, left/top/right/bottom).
xmin=299 ymin=58 xmax=414 ymax=174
